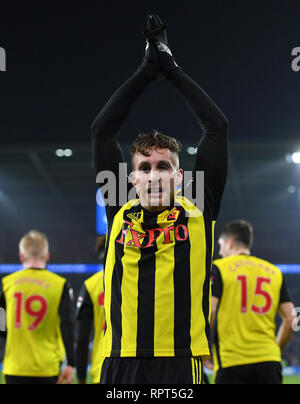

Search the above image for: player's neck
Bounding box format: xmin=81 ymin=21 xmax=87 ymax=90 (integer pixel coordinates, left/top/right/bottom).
xmin=230 ymin=248 xmax=251 ymax=257
xmin=22 ymin=261 xmax=47 ymax=270
xmin=143 ymin=205 xmax=170 ymax=214
xmin=142 ymin=198 xmax=175 ymax=214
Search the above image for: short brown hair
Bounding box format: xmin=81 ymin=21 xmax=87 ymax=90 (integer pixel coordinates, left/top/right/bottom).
xmin=130 ymin=130 xmax=182 ymax=168
xmin=19 ymin=230 xmax=49 ymax=260
xmin=221 ymin=220 xmax=254 ymax=249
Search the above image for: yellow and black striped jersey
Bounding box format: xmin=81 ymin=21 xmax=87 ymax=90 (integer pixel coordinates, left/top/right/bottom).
xmin=211 ymin=255 xmax=292 ymax=370
xmin=103 ymin=196 xmax=216 ymax=358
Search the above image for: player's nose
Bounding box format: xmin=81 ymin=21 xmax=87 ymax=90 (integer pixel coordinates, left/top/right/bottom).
xmin=148 ymin=169 xmax=162 ymax=183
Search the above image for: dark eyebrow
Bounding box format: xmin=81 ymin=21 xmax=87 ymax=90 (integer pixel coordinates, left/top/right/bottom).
xmin=157 ymin=160 xmax=172 ymax=166
xmin=137 ymin=160 xmax=173 ymax=170
xmin=138 ymin=161 xmax=151 ymax=169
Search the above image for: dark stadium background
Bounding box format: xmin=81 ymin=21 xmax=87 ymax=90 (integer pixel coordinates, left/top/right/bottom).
xmin=1 ymin=0 xmax=300 ymax=374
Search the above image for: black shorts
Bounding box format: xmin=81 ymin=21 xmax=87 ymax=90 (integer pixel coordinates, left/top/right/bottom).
xmin=100 ymin=357 xmax=203 ymax=385
xmin=215 ymin=361 xmax=282 ymax=385
xmin=5 ymin=375 xmax=58 ymax=385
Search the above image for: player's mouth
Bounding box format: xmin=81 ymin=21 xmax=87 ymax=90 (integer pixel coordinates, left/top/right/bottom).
xmin=147 ymin=187 xmax=164 ymax=196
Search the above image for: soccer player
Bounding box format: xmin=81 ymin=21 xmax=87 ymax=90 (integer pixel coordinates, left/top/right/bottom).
xmin=211 ymin=220 xmax=296 ymax=384
xmin=0 ymin=230 xmax=75 ymax=384
xmin=75 ymin=236 xmax=106 ymax=384
xmin=92 ymin=15 xmax=228 ymax=384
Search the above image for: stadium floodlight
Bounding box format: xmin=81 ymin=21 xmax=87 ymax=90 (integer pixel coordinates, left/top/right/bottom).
xmin=64 ymin=149 xmax=73 ymax=157
xmin=55 ymin=149 xmax=73 ymax=158
xmin=187 ymin=147 xmax=198 ymax=155
xmin=287 ymin=185 xmax=297 ymax=194
xmin=291 ymin=152 xmax=300 ymax=164
xmin=56 ymin=149 xmax=64 ymax=157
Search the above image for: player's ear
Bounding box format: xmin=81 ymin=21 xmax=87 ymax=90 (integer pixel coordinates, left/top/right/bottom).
xmin=19 ymin=253 xmax=24 ymax=263
xmin=175 ymin=169 xmax=183 ymax=186
xmin=228 ymin=238 xmax=234 ymax=250
xmin=129 ymin=171 xmax=137 ymax=187
xmin=46 ymin=253 xmax=50 ymax=262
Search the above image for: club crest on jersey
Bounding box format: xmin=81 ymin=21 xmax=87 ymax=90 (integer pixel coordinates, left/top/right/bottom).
xmin=127 ymin=212 xmax=142 ymax=222
xmin=166 ymin=208 xmax=180 ymax=222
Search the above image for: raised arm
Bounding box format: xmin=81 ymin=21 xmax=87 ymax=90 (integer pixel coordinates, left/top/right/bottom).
xmin=170 ymin=70 xmax=228 ymax=219
xmin=144 ymin=15 xmax=229 ymax=219
xmin=91 ymin=22 xmax=160 ymax=221
xmin=91 ymin=70 xmax=156 ymax=173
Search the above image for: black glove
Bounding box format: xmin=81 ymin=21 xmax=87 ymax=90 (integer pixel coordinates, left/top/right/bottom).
xmin=143 ymin=15 xmax=180 ymax=78
xmin=139 ymin=16 xmax=160 ymax=81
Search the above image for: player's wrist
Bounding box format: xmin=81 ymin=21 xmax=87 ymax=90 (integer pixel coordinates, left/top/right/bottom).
xmin=163 ymin=63 xmax=183 ymax=81
xmin=138 ymin=58 xmax=159 ymax=82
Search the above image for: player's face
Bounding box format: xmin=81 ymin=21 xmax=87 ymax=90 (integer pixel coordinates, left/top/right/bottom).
xmin=131 ymin=148 xmax=183 ymax=212
xmin=218 ymin=237 xmax=231 ymax=258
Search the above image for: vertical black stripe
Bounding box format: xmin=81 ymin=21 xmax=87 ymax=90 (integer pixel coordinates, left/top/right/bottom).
xmin=199 ymin=358 xmax=203 ymax=384
xmin=136 ymin=213 xmax=157 ymax=356
xmin=110 ymin=207 xmax=140 ymax=356
xmin=203 ymin=214 xmax=213 ymax=356
xmin=173 ymin=210 xmax=192 ymax=356
xmin=103 ymin=221 xmax=112 ymax=271
xmin=193 ymin=358 xmax=197 ymax=384
xmin=102 ymin=222 xmax=113 ymax=337
xmin=214 ymin=315 xmax=223 ymax=369
xmin=110 ymin=226 xmax=125 ymax=356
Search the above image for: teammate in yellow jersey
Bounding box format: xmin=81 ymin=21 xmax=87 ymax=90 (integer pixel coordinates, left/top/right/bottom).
xmin=75 ymin=236 xmax=106 ymax=384
xmin=210 ymin=220 xmax=296 ymax=384
xmin=0 ymin=230 xmax=75 ymax=384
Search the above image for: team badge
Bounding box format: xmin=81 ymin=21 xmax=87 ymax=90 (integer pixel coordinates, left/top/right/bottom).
xmin=166 ymin=208 xmax=180 ymax=222
xmin=127 ymin=212 xmax=142 ymax=222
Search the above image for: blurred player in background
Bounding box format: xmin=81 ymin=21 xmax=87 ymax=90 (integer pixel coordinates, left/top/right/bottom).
xmin=0 ymin=230 xmax=75 ymax=384
xmin=0 ymin=306 xmax=6 ymax=371
xmin=0 ymin=308 xmax=5 ymax=337
xmin=75 ymin=236 xmax=106 ymax=384
xmin=210 ymin=220 xmax=296 ymax=384
xmin=92 ymin=15 xmax=228 ymax=384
